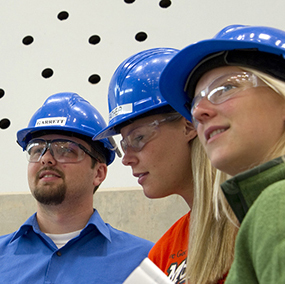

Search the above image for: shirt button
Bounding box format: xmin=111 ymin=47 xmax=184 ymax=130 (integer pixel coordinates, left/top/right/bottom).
xmin=56 ymin=251 xmax=62 ymax=256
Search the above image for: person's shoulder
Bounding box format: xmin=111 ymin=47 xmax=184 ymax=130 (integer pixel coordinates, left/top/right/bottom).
xmin=245 ymin=179 xmax=285 ymax=229
xmin=106 ymin=223 xmax=154 ymax=246
xmin=257 ymin=178 xmax=285 ymax=205
xmin=0 ymin=231 xmax=17 ymax=245
xmin=149 ymin=211 xmax=190 ymax=250
xmin=161 ymin=211 xmax=190 ymax=236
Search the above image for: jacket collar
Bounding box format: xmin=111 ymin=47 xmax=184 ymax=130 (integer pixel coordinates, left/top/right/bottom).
xmin=221 ymin=156 xmax=285 ymax=223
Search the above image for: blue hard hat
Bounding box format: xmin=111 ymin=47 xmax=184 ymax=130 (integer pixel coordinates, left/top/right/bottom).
xmin=160 ymin=24 xmax=285 ymax=121
xmin=94 ymin=47 xmax=179 ymax=140
xmin=17 ymin=92 xmax=116 ymax=165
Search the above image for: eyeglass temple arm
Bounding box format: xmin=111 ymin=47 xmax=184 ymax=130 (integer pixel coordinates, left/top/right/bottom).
xmin=108 ymin=137 xmax=122 ymax=158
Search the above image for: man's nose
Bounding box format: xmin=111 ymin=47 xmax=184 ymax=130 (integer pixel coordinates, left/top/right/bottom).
xmin=40 ymin=148 xmax=57 ymax=165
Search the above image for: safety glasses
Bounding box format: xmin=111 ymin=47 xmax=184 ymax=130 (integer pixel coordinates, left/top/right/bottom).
xmin=26 ymin=138 xmax=99 ymax=163
xmin=191 ymin=72 xmax=267 ymax=127
xmin=120 ymin=114 xmax=182 ymax=153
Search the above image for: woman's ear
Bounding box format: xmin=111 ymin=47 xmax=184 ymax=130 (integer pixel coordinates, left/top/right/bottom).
xmin=183 ymin=117 xmax=197 ymax=142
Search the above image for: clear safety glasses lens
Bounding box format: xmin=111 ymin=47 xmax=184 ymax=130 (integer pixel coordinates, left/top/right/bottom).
xmin=191 ymin=72 xmax=267 ymax=126
xmin=120 ymin=124 xmax=159 ymax=153
xmin=26 ymin=139 xmax=88 ymax=163
xmin=120 ymin=114 xmax=182 ymax=153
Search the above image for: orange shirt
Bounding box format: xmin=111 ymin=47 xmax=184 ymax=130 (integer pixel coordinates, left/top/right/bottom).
xmin=148 ymin=211 xmax=190 ymax=284
xmin=148 ymin=211 xmax=228 ymax=284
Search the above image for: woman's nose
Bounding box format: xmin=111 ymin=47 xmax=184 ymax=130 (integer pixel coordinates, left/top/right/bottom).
xmin=192 ymin=98 xmax=217 ymax=126
xmin=122 ymin=147 xmax=139 ymax=167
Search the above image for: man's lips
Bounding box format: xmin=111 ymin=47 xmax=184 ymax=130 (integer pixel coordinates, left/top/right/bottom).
xmin=38 ymin=170 xmax=62 ymax=179
xmin=204 ymin=126 xmax=229 ymax=141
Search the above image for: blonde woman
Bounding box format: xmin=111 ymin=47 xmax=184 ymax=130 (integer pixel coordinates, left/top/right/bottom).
xmin=94 ymin=48 xmax=238 ymax=284
xmin=160 ymin=24 xmax=285 ymax=283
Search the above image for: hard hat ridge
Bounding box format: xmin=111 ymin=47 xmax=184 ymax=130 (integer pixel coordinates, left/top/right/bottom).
xmin=94 ymin=47 xmax=179 ymax=140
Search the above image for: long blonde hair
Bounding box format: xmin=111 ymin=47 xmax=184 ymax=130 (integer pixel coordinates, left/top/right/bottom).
xmin=186 ymin=137 xmax=239 ymax=284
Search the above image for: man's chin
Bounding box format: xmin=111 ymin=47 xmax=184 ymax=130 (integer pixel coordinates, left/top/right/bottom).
xmin=32 ymin=184 xmax=66 ymax=205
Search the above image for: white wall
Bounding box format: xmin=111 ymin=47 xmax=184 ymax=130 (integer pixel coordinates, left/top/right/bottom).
xmin=1 ymin=0 xmax=285 ymax=194
xmin=0 ymin=190 xmax=189 ymax=242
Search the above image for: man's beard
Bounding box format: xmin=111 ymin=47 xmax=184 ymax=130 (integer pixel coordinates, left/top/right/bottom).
xmin=32 ymin=183 xmax=66 ymax=205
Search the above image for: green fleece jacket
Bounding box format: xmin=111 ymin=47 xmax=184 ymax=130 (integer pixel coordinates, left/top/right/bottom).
xmin=221 ymin=156 xmax=285 ymax=284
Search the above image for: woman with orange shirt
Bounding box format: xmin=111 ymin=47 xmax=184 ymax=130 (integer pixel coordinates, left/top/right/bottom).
xmin=94 ymin=48 xmax=238 ymax=284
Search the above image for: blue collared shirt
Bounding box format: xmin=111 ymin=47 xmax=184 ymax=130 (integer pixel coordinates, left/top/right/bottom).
xmin=0 ymin=210 xmax=153 ymax=284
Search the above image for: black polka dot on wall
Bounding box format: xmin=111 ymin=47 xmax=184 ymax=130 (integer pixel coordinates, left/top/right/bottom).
xmin=0 ymin=90 xmax=10 ymax=130
xmin=159 ymin=0 xmax=172 ymax=8
xmin=135 ymin=32 xmax=148 ymax=42
xmin=0 ymin=89 xmax=4 ymax=99
xmin=88 ymin=74 xmax=101 ymax=84
xmin=16 ymin=4 xmax=169 ymax=89
xmin=57 ymin=11 xmax=69 ymax=21
xmin=0 ymin=118 xmax=10 ymax=130
xmin=22 ymin=35 xmax=34 ymax=45
xmin=89 ymin=35 xmax=101 ymax=45
xmin=42 ymin=68 xmax=54 ymax=79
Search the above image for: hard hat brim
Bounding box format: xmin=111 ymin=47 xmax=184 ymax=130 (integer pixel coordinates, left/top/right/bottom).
xmin=159 ymin=39 xmax=285 ymax=121
xmin=93 ymin=101 xmax=169 ymax=140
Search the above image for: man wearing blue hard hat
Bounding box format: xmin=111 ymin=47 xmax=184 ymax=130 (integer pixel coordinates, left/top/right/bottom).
xmin=0 ymin=92 xmax=153 ymax=283
xmin=160 ymin=25 xmax=285 ymax=283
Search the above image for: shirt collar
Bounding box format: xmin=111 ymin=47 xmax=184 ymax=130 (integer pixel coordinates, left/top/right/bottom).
xmin=83 ymin=210 xmax=111 ymax=241
xmin=10 ymin=210 xmax=111 ymax=243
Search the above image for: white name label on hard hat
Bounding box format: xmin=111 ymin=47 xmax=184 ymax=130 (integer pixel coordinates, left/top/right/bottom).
xmin=109 ymin=104 xmax=132 ymax=121
xmin=35 ymin=117 xmax=67 ymax=127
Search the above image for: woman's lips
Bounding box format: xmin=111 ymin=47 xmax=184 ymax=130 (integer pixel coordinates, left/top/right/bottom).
xmin=204 ymin=126 xmax=229 ymax=141
xmin=134 ymin=172 xmax=148 ymax=185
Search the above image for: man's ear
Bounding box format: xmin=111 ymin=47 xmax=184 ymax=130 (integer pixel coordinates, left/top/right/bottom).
xmin=93 ymin=163 xmax=108 ymax=186
xmin=183 ymin=118 xmax=197 ymax=142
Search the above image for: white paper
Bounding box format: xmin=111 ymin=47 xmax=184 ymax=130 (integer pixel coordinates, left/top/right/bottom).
xmin=123 ymin=258 xmax=173 ymax=284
